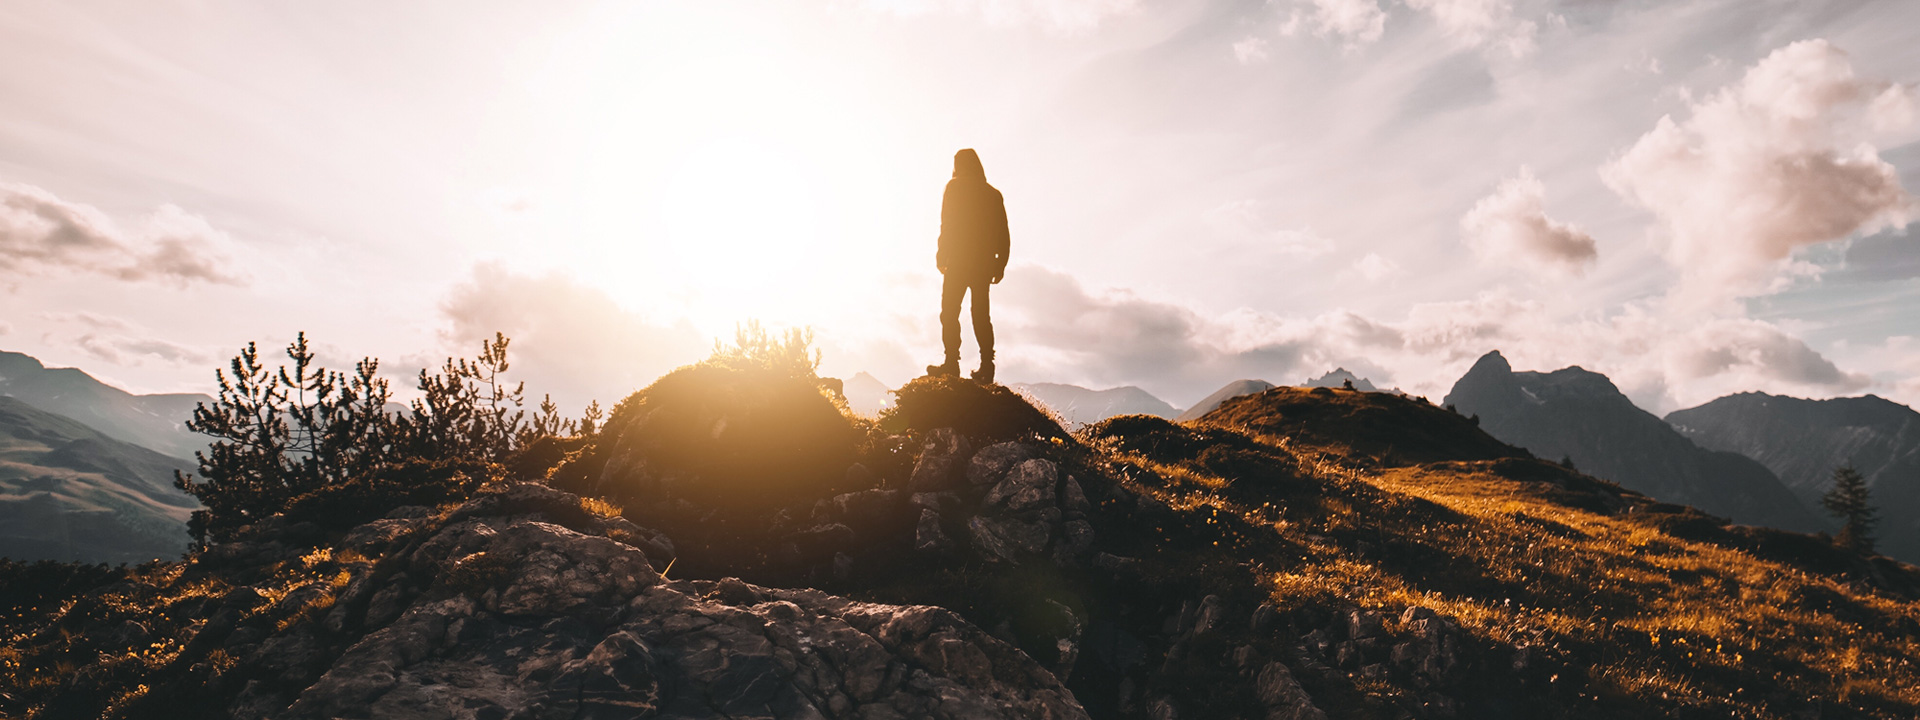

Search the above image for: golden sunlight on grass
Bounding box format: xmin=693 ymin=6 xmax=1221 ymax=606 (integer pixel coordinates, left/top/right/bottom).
xmin=1083 ymin=392 xmax=1920 ymax=717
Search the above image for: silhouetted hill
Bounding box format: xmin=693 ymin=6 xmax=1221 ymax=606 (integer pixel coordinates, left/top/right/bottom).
xmin=0 ymin=396 xmax=197 ymax=563
xmin=6 ymin=364 xmax=1920 ymax=719
xmin=1668 ymin=392 xmax=1920 ymax=560
xmin=0 ymin=350 xmax=210 ymax=459
xmin=1199 ymin=384 xmax=1520 ymax=466
xmin=1444 ymin=351 xmax=1820 ymax=532
xmin=1010 ymin=382 xmax=1180 ymax=428
xmin=1175 ymin=378 xmax=1276 ymax=421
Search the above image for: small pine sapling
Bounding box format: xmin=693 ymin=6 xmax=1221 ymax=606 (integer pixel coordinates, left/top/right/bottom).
xmin=1821 ymin=464 xmax=1878 ymax=553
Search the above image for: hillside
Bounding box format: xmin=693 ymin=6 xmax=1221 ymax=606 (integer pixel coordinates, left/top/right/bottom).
xmin=0 ymin=350 xmax=210 ymax=459
xmin=3 ymin=368 xmax=1918 ymax=719
xmin=1175 ymin=378 xmax=1276 ymax=422
xmin=1668 ymin=392 xmax=1920 ymax=561
xmin=0 ymin=396 xmax=198 ymax=564
xmin=1011 ymin=382 xmax=1181 ymax=428
xmin=1445 ymin=351 xmax=1820 ymax=532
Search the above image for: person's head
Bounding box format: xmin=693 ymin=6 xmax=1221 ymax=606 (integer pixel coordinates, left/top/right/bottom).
xmin=953 ymin=148 xmax=985 ymax=180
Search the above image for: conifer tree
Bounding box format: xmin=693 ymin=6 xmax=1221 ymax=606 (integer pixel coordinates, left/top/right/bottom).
xmin=176 ymin=331 xmax=591 ymax=544
xmin=1821 ymin=464 xmax=1877 ymax=553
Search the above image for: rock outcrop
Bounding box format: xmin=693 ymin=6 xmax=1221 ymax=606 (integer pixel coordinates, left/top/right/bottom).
xmin=209 ymin=484 xmax=1088 ymax=719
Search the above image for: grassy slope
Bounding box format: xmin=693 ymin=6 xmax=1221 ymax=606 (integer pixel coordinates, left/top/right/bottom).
xmin=1090 ymin=386 xmax=1920 ymax=717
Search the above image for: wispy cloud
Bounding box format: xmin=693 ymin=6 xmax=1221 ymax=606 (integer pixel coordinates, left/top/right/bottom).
xmin=1233 ymin=37 xmax=1270 ymax=64
xmin=1462 ymin=166 xmax=1598 ymax=277
xmin=0 ymin=182 xmax=245 ymax=287
xmin=1405 ymin=0 xmax=1537 ymax=58
xmin=1289 ymin=0 xmax=1388 ymax=50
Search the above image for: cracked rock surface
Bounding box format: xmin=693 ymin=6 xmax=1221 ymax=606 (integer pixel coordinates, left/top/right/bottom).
xmin=242 ymin=484 xmax=1086 ymax=720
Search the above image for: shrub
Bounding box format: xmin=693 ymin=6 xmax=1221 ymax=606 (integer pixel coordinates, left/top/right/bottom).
xmin=880 ymin=374 xmax=1067 ymax=442
xmin=175 ymin=332 xmax=588 ymax=544
xmin=582 ymin=323 xmax=858 ymax=515
xmin=279 ymin=458 xmax=499 ymax=531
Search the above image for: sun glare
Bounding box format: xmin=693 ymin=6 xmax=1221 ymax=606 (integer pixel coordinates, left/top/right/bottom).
xmin=501 ymin=3 xmax=937 ymax=337
xmin=658 ymin=136 xmax=826 ymax=324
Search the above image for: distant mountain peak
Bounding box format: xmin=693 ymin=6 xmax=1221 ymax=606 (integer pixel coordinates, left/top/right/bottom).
xmin=1303 ymin=368 xmax=1377 ymax=392
xmin=0 ymin=349 xmax=212 ymax=459
xmin=1445 ymin=355 xmax=1818 ymax=532
xmin=1466 ymin=349 xmax=1512 ymax=376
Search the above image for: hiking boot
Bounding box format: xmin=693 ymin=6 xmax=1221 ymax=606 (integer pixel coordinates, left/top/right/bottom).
xmin=926 ymin=360 xmax=959 ymax=378
xmin=971 ymin=361 xmax=995 ymax=385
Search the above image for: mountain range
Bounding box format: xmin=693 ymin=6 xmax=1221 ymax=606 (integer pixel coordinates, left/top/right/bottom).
xmin=0 ymin=395 xmax=197 ymax=563
xmin=1173 ymin=369 xmax=1394 ymax=422
xmin=1444 ymin=350 xmax=1821 ymax=532
xmin=0 ymin=350 xmax=210 ymax=459
xmin=1669 ymin=392 xmax=1920 ymax=560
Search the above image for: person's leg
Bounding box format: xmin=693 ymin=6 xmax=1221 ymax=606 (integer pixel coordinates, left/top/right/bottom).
xmin=971 ymin=278 xmax=994 ymax=383
xmin=932 ymin=273 xmax=965 ymax=374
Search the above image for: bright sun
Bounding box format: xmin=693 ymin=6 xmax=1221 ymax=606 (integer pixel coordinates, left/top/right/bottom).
xmin=505 ymin=4 xmax=935 ymax=336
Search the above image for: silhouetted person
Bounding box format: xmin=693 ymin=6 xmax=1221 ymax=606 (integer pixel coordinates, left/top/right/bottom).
xmin=928 ymin=148 xmax=1009 ymax=384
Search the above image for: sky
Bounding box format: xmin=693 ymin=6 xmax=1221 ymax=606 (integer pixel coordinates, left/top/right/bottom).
xmin=2 ymin=0 xmax=1917 ymax=417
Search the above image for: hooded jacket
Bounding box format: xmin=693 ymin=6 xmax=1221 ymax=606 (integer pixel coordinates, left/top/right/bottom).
xmin=936 ymin=149 xmax=1010 ymax=281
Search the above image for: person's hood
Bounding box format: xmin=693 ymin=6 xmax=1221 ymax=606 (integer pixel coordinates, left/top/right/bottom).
xmin=953 ymin=149 xmax=985 ymax=181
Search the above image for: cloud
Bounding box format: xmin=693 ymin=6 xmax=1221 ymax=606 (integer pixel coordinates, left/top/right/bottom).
xmin=1293 ymin=0 xmax=1387 ymax=49
xmin=41 ymin=311 xmax=132 ymax=331
xmin=992 ymin=265 xmax=1305 ymax=402
xmin=1602 ymin=39 xmax=1917 ymax=309
xmin=1665 ymin=318 xmax=1870 ymax=392
xmin=992 ymin=265 xmax=1879 ymax=411
xmin=1233 ymin=37 xmax=1270 ymax=64
xmin=73 ymin=333 xmax=214 ymax=367
xmin=1202 ymin=200 xmax=1335 ymax=259
xmin=1345 ymin=252 xmax=1402 ymax=282
xmin=1404 ymin=0 xmax=1536 ymax=57
xmin=1461 ymin=167 xmax=1598 ymax=276
xmin=0 ymin=182 xmax=244 ymax=287
xmin=438 ymin=262 xmax=709 ymax=413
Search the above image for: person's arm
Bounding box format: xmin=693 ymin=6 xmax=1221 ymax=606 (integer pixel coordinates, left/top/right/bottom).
xmin=990 ymin=188 xmax=1010 ymax=283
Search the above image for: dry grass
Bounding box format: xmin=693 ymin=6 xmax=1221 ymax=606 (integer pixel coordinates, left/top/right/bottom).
xmin=581 ymin=496 xmax=624 ymax=519
xmin=1091 ymin=413 xmax=1920 ymax=717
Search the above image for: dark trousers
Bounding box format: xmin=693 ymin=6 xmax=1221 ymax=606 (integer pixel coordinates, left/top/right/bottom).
xmin=940 ymin=274 xmax=993 ymax=364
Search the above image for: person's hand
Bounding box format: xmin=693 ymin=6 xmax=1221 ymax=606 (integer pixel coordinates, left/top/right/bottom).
xmin=990 ymin=272 xmax=1003 ymax=285
xmin=938 ymin=263 xmax=948 ymax=275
